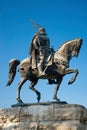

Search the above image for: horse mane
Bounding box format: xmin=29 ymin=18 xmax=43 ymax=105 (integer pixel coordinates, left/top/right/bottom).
xmin=57 ymin=39 xmax=74 ymax=51
xmin=57 ymin=38 xmax=81 ymax=51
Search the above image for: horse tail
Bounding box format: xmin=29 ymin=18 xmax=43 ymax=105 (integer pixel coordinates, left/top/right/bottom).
xmin=6 ymin=59 xmax=20 ymax=86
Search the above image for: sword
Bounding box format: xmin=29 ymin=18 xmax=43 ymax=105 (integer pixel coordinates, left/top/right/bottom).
xmin=30 ymin=19 xmax=39 ymax=33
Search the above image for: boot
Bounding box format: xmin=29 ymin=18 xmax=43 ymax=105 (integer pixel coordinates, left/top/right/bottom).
xmin=38 ymin=66 xmax=45 ymax=77
xmin=48 ymin=79 xmax=57 ymax=84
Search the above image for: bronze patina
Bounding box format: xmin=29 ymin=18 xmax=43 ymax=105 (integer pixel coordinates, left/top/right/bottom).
xmin=6 ymin=38 xmax=82 ymax=103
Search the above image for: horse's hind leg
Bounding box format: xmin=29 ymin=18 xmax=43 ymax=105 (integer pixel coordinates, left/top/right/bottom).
xmin=16 ymin=77 xmax=27 ymax=103
xmin=29 ymin=79 xmax=41 ymax=102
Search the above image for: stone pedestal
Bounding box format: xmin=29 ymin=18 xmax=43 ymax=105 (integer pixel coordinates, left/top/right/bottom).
xmin=0 ymin=103 xmax=87 ymax=130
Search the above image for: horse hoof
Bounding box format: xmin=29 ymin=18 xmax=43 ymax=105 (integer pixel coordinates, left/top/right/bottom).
xmin=37 ymin=97 xmax=40 ymax=102
xmin=68 ymin=80 xmax=73 ymax=84
xmin=53 ymin=97 xmax=60 ymax=102
xmin=16 ymin=98 xmax=23 ymax=103
xmin=37 ymin=93 xmax=41 ymax=102
xmin=37 ymin=96 xmax=40 ymax=102
xmin=56 ymin=98 xmax=60 ymax=102
xmin=68 ymin=81 xmax=71 ymax=84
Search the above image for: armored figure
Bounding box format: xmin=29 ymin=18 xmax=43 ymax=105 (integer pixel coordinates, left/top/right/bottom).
xmin=29 ymin=27 xmax=50 ymax=76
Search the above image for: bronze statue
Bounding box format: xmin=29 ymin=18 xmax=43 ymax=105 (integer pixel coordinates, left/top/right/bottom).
xmin=6 ymin=38 xmax=82 ymax=103
xmin=29 ymin=26 xmax=50 ymax=76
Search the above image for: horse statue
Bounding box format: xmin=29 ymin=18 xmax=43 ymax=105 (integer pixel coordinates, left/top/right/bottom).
xmin=6 ymin=38 xmax=82 ymax=103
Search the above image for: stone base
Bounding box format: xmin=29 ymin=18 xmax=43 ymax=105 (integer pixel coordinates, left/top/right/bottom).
xmin=11 ymin=101 xmax=68 ymax=107
xmin=0 ymin=103 xmax=87 ymax=130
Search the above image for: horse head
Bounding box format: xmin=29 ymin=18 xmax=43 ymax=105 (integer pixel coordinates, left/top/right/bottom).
xmin=72 ymin=38 xmax=83 ymax=57
xmin=54 ymin=38 xmax=83 ymax=63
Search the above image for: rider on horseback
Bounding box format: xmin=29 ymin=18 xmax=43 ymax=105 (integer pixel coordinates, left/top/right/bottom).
xmin=29 ymin=26 xmax=51 ymax=77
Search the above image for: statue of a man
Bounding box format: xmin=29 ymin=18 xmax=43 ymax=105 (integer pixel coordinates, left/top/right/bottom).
xmin=29 ymin=26 xmax=50 ymax=76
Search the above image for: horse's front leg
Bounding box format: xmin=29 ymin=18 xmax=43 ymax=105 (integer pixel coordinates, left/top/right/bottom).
xmin=53 ymin=77 xmax=63 ymax=102
xmin=65 ymin=68 xmax=79 ymax=84
xmin=16 ymin=77 xmax=27 ymax=103
xmin=29 ymin=79 xmax=41 ymax=102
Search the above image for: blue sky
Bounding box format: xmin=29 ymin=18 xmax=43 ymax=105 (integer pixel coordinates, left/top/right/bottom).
xmin=0 ymin=0 xmax=87 ymax=108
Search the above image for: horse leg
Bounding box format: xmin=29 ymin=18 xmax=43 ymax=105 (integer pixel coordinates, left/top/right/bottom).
xmin=16 ymin=77 xmax=27 ymax=103
xmin=29 ymin=79 xmax=41 ymax=102
xmin=65 ymin=68 xmax=79 ymax=84
xmin=53 ymin=77 xmax=63 ymax=102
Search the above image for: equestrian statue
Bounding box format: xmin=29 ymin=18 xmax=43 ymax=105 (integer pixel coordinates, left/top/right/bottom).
xmin=6 ymin=33 xmax=82 ymax=103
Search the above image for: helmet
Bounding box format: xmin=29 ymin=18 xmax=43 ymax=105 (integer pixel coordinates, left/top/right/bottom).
xmin=39 ymin=27 xmax=47 ymax=35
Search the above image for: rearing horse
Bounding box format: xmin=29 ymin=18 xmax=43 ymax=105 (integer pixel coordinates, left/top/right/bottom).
xmin=6 ymin=38 xmax=82 ymax=103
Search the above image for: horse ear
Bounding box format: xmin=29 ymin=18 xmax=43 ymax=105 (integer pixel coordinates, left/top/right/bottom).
xmin=77 ymin=38 xmax=82 ymax=41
